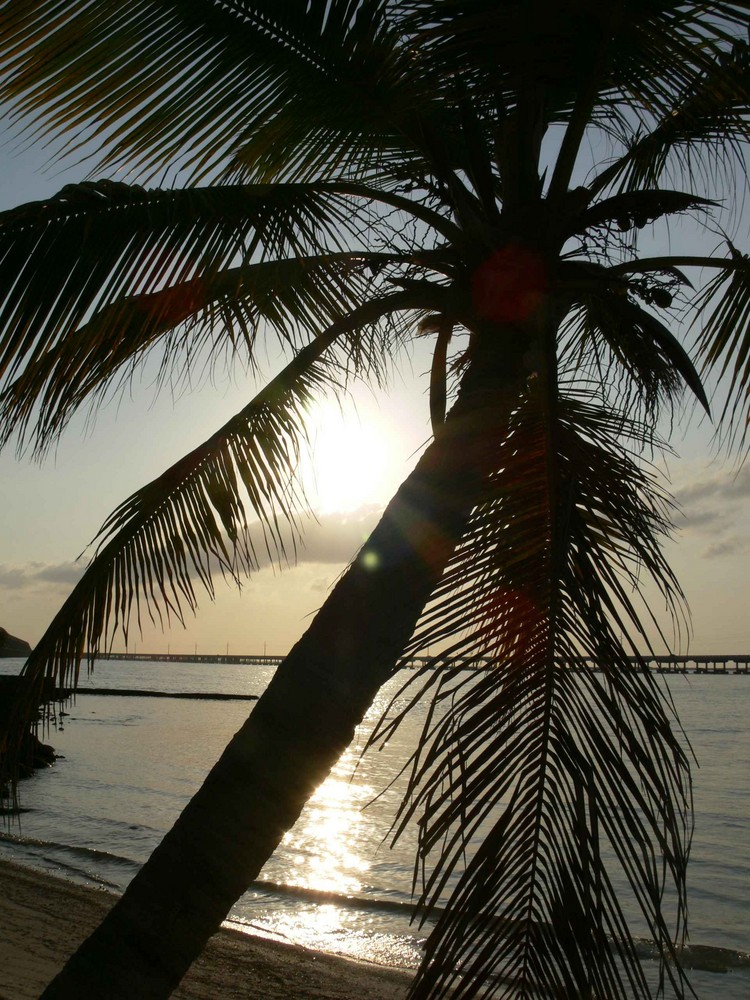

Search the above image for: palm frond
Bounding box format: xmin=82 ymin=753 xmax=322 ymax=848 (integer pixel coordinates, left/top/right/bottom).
xmin=372 ymin=387 xmax=691 ymax=999
xmin=560 ymin=273 xmax=708 ymax=421
xmin=399 ymin=1 xmax=749 ymax=125
xmin=0 ymin=177 xmax=453 ymax=459
xmin=591 ymin=36 xmax=750 ymax=195
xmin=1 ymin=287 xmax=427 ymax=799
xmin=215 ymin=0 xmax=435 ymax=186
xmin=572 ymin=189 xmax=715 ymax=238
xmin=0 ymin=250 xmax=411 ymax=456
xmin=690 ymin=245 xmax=750 ymax=442
xmin=0 ymin=179 xmax=362 ymax=389
xmin=0 ymin=0 xmax=433 ymax=183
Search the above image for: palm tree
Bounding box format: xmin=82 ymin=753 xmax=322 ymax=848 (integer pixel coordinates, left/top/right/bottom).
xmin=1 ymin=2 xmax=750 ymax=997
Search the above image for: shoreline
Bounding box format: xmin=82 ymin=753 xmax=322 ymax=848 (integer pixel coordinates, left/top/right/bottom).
xmin=0 ymin=858 xmax=414 ymax=999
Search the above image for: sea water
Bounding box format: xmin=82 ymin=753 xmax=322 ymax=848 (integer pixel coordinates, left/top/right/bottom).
xmin=0 ymin=657 xmax=748 ymax=997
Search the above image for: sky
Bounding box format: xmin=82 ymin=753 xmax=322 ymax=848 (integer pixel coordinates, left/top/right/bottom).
xmin=1 ymin=122 xmax=749 ymax=658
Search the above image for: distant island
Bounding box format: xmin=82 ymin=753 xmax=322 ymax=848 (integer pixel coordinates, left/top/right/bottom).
xmin=0 ymin=628 xmax=31 ymax=658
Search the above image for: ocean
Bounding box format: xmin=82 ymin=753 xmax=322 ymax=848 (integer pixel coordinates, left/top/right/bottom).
xmin=0 ymin=657 xmax=748 ymax=998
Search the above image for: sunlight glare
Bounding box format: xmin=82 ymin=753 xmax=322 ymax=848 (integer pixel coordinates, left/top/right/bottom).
xmin=280 ymin=754 xmax=374 ymax=896
xmin=306 ymin=402 xmax=390 ymax=514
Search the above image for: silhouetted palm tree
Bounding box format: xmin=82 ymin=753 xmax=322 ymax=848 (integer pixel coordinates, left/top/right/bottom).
xmin=1 ymin=2 xmax=750 ymax=997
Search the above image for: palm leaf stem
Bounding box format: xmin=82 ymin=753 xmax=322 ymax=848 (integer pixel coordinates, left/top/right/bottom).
xmin=610 ymin=255 xmax=749 ymax=275
xmin=546 ymin=8 xmax=618 ymax=207
xmin=317 ymin=181 xmax=462 ymax=243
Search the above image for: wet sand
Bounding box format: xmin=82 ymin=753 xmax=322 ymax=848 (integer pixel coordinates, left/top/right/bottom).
xmin=0 ymin=858 xmax=414 ymax=999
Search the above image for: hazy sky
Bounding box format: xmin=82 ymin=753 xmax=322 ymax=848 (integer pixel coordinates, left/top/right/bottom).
xmin=1 ymin=125 xmax=749 ymax=657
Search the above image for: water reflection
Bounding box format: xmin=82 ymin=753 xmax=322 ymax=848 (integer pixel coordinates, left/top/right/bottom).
xmin=281 ymin=750 xmax=375 ymax=895
xmin=230 ymin=904 xmax=423 ymax=968
xmin=237 ymin=743 xmax=426 ymax=965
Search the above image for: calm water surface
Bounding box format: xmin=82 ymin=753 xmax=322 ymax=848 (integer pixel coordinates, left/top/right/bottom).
xmin=0 ymin=658 xmax=747 ymax=997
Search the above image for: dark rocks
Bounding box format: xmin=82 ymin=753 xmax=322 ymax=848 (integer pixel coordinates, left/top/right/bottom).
xmin=0 ymin=627 xmax=32 ymax=658
xmin=18 ymin=732 xmax=58 ymax=778
xmin=0 ymin=675 xmax=59 ymax=787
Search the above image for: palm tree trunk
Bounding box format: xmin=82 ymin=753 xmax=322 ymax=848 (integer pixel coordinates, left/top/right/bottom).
xmin=41 ymin=339 xmax=530 ymax=999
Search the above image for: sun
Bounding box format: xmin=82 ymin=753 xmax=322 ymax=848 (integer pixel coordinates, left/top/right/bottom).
xmin=305 ymin=401 xmax=391 ymax=514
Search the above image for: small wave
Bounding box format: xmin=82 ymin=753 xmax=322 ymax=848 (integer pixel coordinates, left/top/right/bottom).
xmin=36 ymin=854 xmax=123 ymax=890
xmin=672 ymin=943 xmax=750 ymax=973
xmin=245 ymin=881 xmax=750 ymax=975
xmin=247 ymin=879 xmax=420 ymax=918
xmin=0 ymin=831 xmax=137 ymax=871
xmin=0 ymin=841 xmax=746 ymax=978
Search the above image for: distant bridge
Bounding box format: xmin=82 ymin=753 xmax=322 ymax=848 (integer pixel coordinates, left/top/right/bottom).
xmin=94 ymin=652 xmax=750 ymax=674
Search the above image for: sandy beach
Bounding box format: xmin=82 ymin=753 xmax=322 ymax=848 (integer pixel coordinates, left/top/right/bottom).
xmin=0 ymin=858 xmax=414 ymax=999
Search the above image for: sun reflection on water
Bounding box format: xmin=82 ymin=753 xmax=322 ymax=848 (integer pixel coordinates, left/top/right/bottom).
xmin=282 ymin=751 xmax=375 ymax=896
xmin=228 ymin=699 xmax=435 ymax=966
xmin=232 ymin=748 xmax=428 ymax=965
xmin=230 ymin=903 xmax=423 ymax=969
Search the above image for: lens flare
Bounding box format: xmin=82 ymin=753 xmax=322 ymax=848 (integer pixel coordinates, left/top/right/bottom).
xmin=471 ymin=244 xmax=549 ymax=325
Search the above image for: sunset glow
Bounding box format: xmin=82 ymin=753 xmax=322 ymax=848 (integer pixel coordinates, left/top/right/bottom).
xmin=305 ymin=402 xmax=391 ymax=514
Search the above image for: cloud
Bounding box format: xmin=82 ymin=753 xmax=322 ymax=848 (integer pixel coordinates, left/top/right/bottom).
xmin=295 ymin=506 xmax=382 ymax=565
xmin=0 ymin=507 xmax=383 ymax=597
xmin=36 ymin=562 xmax=88 ymax=585
xmin=680 ymin=507 xmax=727 ymax=530
xmin=701 ymin=537 xmax=750 ymax=559
xmin=677 ymin=465 xmax=750 ymax=504
xmin=675 ymin=466 xmax=750 ymax=548
xmin=0 ymin=560 xmax=85 ymax=591
xmin=0 ymin=506 xmax=382 ymax=593
xmin=242 ymin=506 xmax=383 ymax=572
